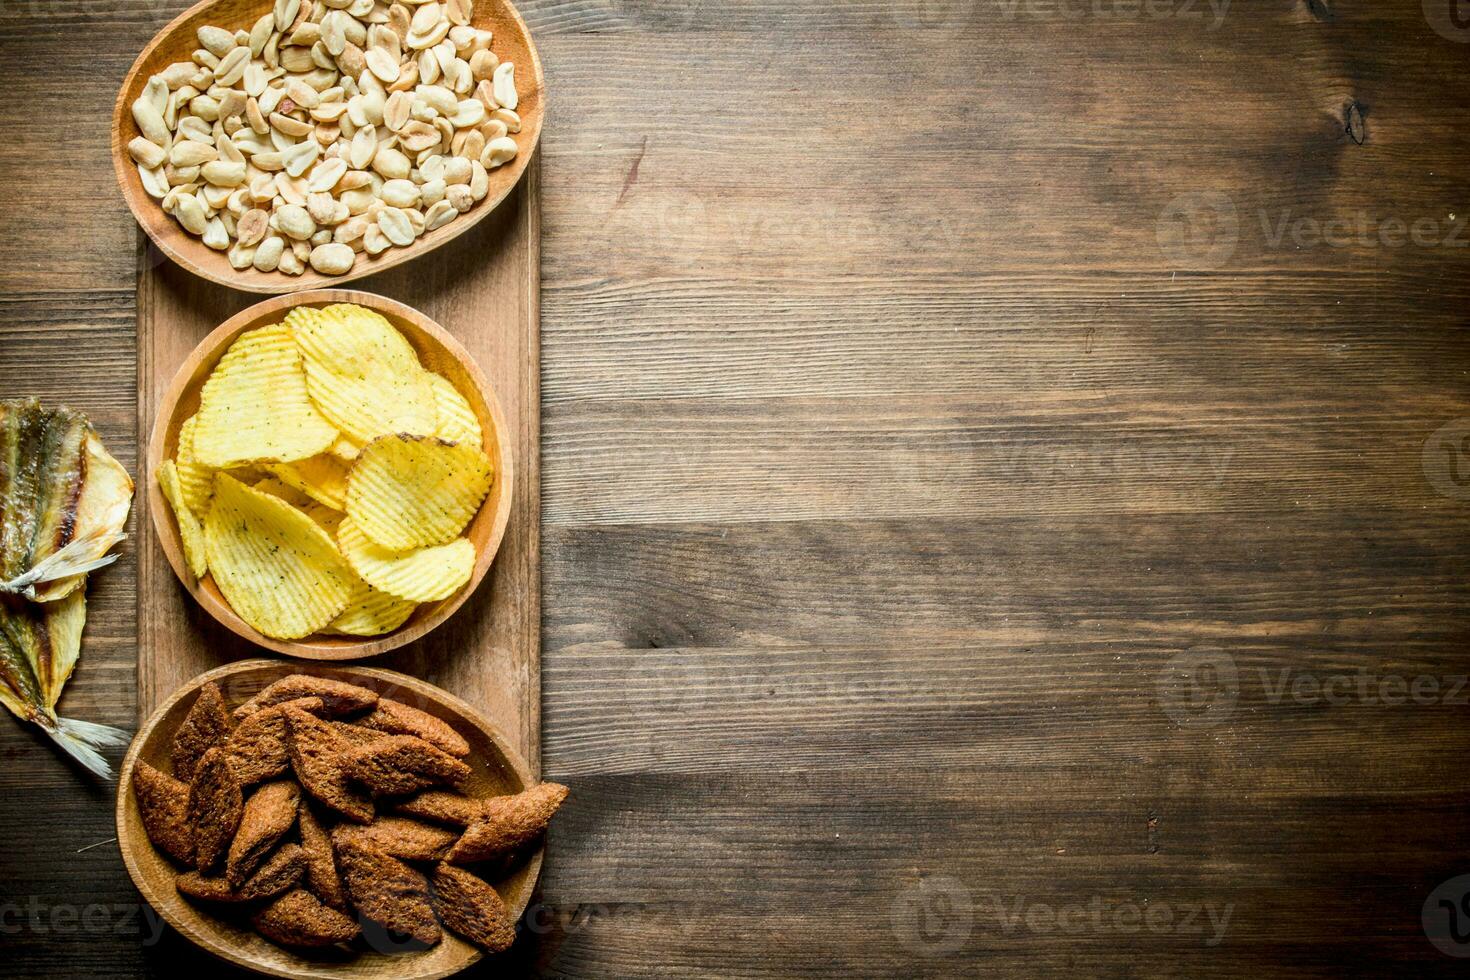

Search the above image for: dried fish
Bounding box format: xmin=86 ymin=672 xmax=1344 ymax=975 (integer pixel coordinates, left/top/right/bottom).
xmin=0 ymin=592 xmax=128 ymax=778
xmin=0 ymin=399 xmax=132 ymax=600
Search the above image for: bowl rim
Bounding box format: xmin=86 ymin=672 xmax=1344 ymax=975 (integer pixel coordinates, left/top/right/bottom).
xmin=115 ymin=658 xmax=543 ymax=980
xmin=111 ymin=0 xmax=545 ymax=295
xmin=146 ymin=288 xmax=514 ymax=660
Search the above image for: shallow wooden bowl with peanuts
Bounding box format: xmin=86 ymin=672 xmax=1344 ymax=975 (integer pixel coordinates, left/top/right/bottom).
xmin=116 ymin=660 xmax=560 ymax=980
xmin=113 ymin=0 xmax=544 ymax=293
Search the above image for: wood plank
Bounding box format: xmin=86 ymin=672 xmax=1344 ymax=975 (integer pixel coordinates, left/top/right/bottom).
xmin=135 ymin=164 xmax=543 ymax=769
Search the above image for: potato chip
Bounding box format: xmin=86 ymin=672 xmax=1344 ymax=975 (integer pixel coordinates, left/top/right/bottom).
xmin=287 ymin=305 xmax=438 ymax=445
xmin=329 ymin=435 xmax=362 ymax=462
xmin=174 ymin=415 xmax=215 ymax=520
xmin=337 ymin=518 xmax=475 ymax=603
xmin=250 ymin=476 xmax=314 ymax=510
xmin=159 ymin=459 xmax=208 ymax=580
xmin=346 ymin=435 xmax=492 ymax=551
xmin=328 ymin=578 xmax=418 ymax=636
xmin=427 ymin=374 xmax=482 ymax=448
xmin=192 ymin=324 xmax=340 ymax=469
xmin=267 ymin=453 xmax=349 ymax=511
xmin=204 ymin=474 xmax=355 ymax=639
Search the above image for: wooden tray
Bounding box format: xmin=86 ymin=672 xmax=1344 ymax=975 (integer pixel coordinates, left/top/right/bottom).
xmin=135 ymin=163 xmax=542 ymax=772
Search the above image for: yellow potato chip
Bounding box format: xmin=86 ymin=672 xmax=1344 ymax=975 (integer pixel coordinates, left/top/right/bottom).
xmin=328 ymin=578 xmax=418 ymax=636
xmin=337 ymin=517 xmax=475 ymax=603
xmin=287 ymin=304 xmax=439 ymax=445
xmin=427 ymin=374 xmax=483 ymax=447
xmin=204 ymin=473 xmax=355 ymax=639
xmin=329 ymin=434 xmax=362 ymax=462
xmin=346 ymin=435 xmax=492 ymax=550
xmin=266 ymin=453 xmax=349 ymax=511
xmin=192 ymin=324 xmax=340 ymax=469
xmin=250 ymin=476 xmax=314 ymax=509
xmin=158 ymin=459 xmax=208 ymax=580
xmin=173 ymin=415 xmax=215 ymax=520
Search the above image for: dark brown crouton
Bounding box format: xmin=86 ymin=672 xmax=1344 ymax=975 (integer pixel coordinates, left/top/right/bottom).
xmin=343 ymin=735 xmax=472 ymax=797
xmin=226 ymin=781 xmax=299 ymax=887
xmin=447 ymin=783 xmax=569 ymax=865
xmin=171 ymin=682 xmax=233 ymax=782
xmin=176 ymin=844 xmax=305 ymax=904
xmin=187 ymin=747 xmax=244 ymax=871
xmin=329 ymin=720 xmax=390 ymax=748
xmin=234 ymin=675 xmax=378 ymax=721
xmin=430 ymin=862 xmax=516 ymax=952
xmin=298 ymin=799 xmax=348 ymax=910
xmin=253 ymin=889 xmax=361 ymax=948
xmin=284 ymin=706 xmax=373 ymax=824
xmin=333 ymin=832 xmax=440 ymax=945
xmin=223 ymin=696 xmax=325 ymax=785
xmin=132 ymin=762 xmax=194 ymax=865
xmin=393 ymin=790 xmax=486 ymax=828
xmin=337 ymin=817 xmax=459 ymax=861
xmin=357 ymin=698 xmax=470 ymax=757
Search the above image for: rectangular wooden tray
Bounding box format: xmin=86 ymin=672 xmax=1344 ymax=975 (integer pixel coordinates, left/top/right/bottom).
xmin=134 ymin=164 xmax=542 ymax=771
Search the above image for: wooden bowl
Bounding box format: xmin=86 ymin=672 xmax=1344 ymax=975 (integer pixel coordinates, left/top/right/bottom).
xmin=116 ymin=659 xmax=543 ymax=980
xmin=147 ymin=289 xmax=513 ymax=659
xmin=112 ymin=0 xmax=544 ymax=294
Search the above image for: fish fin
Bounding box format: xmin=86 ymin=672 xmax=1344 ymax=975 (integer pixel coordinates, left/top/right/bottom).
xmin=41 ymin=716 xmax=131 ymax=781
xmin=0 ymin=529 xmax=124 ymax=597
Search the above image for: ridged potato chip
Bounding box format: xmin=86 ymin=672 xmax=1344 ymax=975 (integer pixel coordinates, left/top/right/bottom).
xmin=267 ymin=453 xmax=349 ymax=511
xmin=337 ymin=517 xmax=475 ymax=603
xmin=329 ymin=435 xmax=363 ymax=462
xmin=173 ymin=415 xmax=215 ymax=520
xmin=158 ymin=460 xmax=208 ymax=580
xmin=204 ymin=474 xmax=355 ymax=639
xmin=427 ymin=374 xmax=482 ymax=447
xmin=346 ymin=435 xmax=492 ymax=550
xmin=192 ymin=324 xmax=340 ymax=469
xmin=328 ymin=579 xmax=418 ymax=636
xmin=287 ymin=305 xmax=438 ymax=445
xmin=250 ymin=476 xmax=314 ymax=509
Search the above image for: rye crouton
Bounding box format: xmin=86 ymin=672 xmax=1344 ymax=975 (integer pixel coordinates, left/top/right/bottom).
xmin=171 ymin=682 xmax=233 ymax=782
xmin=447 ymin=783 xmax=569 ymax=865
xmin=223 ymin=696 xmax=325 ymax=785
xmin=254 ymin=889 xmax=361 ymax=948
xmin=177 ymin=844 xmax=305 ymax=904
xmin=430 ymin=862 xmax=516 ymax=952
xmin=132 ymin=762 xmax=194 ymax=865
xmin=226 ymin=781 xmax=300 ymax=887
xmin=357 ymin=698 xmax=470 ymax=757
xmin=329 ymin=720 xmax=390 ymax=748
xmin=234 ymin=675 xmax=378 ymax=721
xmin=343 ymin=735 xmax=472 ymax=797
xmin=187 ymin=747 xmax=244 ymax=871
xmin=337 ymin=817 xmax=459 ymax=861
xmin=298 ymin=799 xmax=348 ymax=910
xmin=285 ymin=706 xmax=374 ymax=824
xmin=393 ymin=790 xmax=486 ymax=828
xmin=333 ymin=833 xmax=441 ymax=945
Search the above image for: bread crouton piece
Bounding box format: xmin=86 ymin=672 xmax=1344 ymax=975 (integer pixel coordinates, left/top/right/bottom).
xmin=187 ymin=747 xmax=244 ymax=871
xmin=223 ymin=696 xmax=325 ymax=785
xmin=171 ymin=682 xmax=233 ymax=782
xmin=298 ymin=798 xmax=348 ymax=910
xmin=393 ymin=790 xmax=486 ymax=828
xmin=132 ymin=762 xmax=195 ymax=865
xmin=226 ymin=781 xmax=300 ymax=887
xmin=285 ymin=706 xmax=374 ymax=824
xmin=329 ymin=720 xmax=389 ymax=748
xmin=343 ymin=734 xmax=473 ymax=797
xmin=337 ymin=817 xmax=459 ymax=861
xmin=357 ymin=699 xmax=470 ymax=757
xmin=234 ymin=675 xmax=378 ymax=721
xmin=430 ymin=862 xmax=516 ymax=952
xmin=177 ymin=844 xmax=305 ymax=904
xmin=333 ymin=832 xmax=441 ymax=945
xmin=253 ymin=889 xmax=361 ymax=948
xmin=447 ymin=783 xmax=569 ymax=865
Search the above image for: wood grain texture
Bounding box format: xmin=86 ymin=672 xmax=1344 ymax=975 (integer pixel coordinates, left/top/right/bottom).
xmin=3 ymin=0 xmax=1470 ymax=977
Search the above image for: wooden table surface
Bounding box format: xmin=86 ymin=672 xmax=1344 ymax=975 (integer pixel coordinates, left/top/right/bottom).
xmin=3 ymin=1 xmax=1469 ymax=976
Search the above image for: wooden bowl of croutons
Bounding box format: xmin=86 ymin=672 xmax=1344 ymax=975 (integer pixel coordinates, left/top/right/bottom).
xmin=116 ymin=660 xmax=567 ymax=979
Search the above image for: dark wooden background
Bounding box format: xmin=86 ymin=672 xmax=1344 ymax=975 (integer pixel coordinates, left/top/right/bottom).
xmin=3 ymin=0 xmax=1470 ymax=975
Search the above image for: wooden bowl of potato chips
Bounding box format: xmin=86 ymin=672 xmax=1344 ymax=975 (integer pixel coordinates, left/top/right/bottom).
xmin=147 ymin=290 xmax=513 ymax=659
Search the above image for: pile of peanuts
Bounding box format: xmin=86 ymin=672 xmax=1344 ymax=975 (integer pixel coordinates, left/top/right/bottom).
xmin=128 ymin=0 xmax=524 ymax=277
